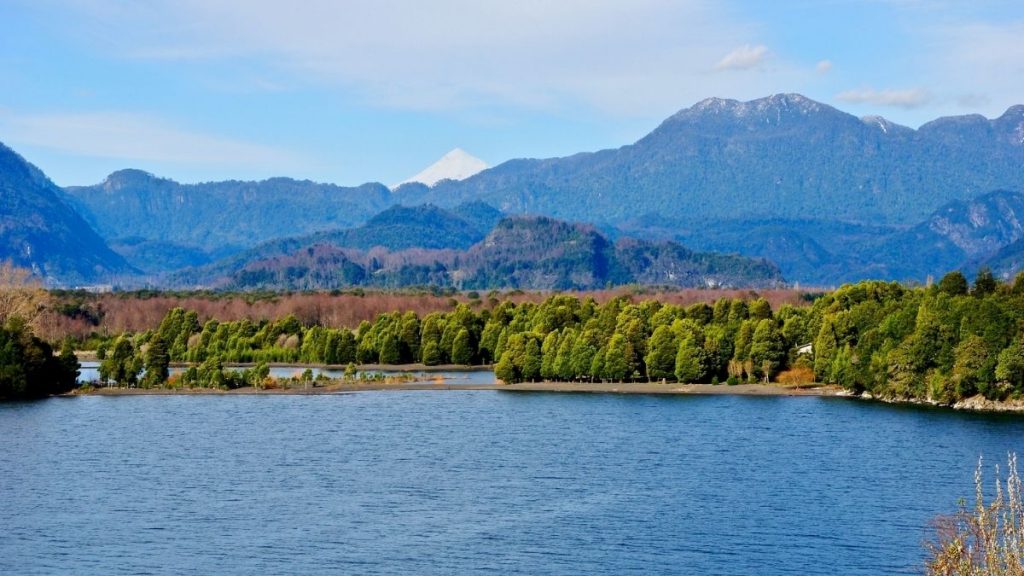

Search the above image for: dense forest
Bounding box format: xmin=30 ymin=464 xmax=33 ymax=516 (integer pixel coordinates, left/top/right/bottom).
xmin=0 ymin=263 xmax=80 ymax=399
xmin=174 ymin=214 xmax=783 ymax=291
xmin=91 ymin=269 xmax=1024 ymax=405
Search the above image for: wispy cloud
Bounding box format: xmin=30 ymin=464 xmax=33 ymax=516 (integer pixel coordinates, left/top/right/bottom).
xmin=0 ymin=110 xmax=307 ymax=170
xmin=926 ymin=20 xmax=1024 ymax=116
xmin=835 ymin=87 xmax=931 ymax=109
xmin=715 ymin=44 xmax=770 ymax=71
xmin=57 ymin=1 xmax=786 ymax=117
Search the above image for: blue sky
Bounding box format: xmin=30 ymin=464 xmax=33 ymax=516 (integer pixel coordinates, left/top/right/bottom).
xmin=1 ymin=0 xmax=1021 ymax=187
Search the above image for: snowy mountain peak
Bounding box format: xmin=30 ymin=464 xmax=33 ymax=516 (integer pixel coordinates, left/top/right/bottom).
xmin=396 ymin=148 xmax=488 ymax=188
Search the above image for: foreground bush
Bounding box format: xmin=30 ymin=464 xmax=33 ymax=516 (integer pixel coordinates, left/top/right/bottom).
xmin=927 ymin=454 xmax=1023 ymax=575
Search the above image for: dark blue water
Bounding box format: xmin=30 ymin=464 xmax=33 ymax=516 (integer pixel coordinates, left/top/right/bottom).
xmin=2 ymin=392 xmax=1023 ymax=575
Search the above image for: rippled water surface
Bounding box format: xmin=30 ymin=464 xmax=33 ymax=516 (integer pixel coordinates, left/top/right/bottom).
xmin=2 ymin=392 xmax=1023 ymax=575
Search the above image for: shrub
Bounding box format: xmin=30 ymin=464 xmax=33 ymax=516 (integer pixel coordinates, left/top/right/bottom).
xmin=776 ymin=366 xmax=815 ymax=386
xmin=926 ymin=454 xmax=1023 ymax=575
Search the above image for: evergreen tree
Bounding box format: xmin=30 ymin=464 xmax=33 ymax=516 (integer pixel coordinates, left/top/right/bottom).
xmin=142 ymin=335 xmax=170 ymax=388
xmin=58 ymin=339 xmax=80 ymax=391
xmin=421 ymin=340 xmax=442 ymax=366
xmin=972 ymin=267 xmax=998 ymax=297
xmin=521 ymin=338 xmax=541 ymax=382
xmin=495 ymin=351 xmax=516 ymax=384
xmin=451 ymin=328 xmax=474 ymax=365
xmin=100 ymin=337 xmax=139 ymax=387
xmin=603 ymin=334 xmax=630 ymax=382
xmin=645 ymin=325 xmax=679 ymax=380
xmin=554 ymin=329 xmax=576 ymax=380
xmin=589 ymin=348 xmax=605 ymax=382
xmin=540 ymin=331 xmax=559 ymax=380
xmin=378 ymin=331 xmax=401 ymax=364
xmin=675 ymin=333 xmax=706 ymax=383
xmin=749 ymin=319 xmax=786 ymax=382
xmin=937 ymin=271 xmax=969 ymax=296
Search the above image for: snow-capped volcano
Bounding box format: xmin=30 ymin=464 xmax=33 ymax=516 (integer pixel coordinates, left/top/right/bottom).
xmin=395 ymin=148 xmax=488 ymax=188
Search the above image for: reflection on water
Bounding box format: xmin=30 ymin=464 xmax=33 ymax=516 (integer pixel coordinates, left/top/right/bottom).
xmin=77 ymin=361 xmax=494 ymax=386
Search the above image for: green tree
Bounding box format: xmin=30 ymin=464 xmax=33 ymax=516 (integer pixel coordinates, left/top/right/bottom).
xmin=951 ymin=335 xmax=994 ymax=399
xmin=540 ymin=331 xmax=559 ymax=380
xmin=495 ymin=351 xmax=516 ymax=384
xmin=58 ymin=339 xmax=80 ymax=391
xmin=645 ymin=325 xmax=679 ymax=380
xmin=521 ymin=338 xmax=541 ymax=382
xmin=378 ymin=331 xmax=401 ymax=364
xmin=603 ymin=334 xmax=631 ymax=382
xmin=100 ymin=337 xmax=139 ymax=387
xmin=421 ymin=340 xmax=442 ymax=366
xmin=451 ymin=328 xmax=474 ymax=365
xmin=749 ymin=319 xmax=786 ymax=382
xmin=995 ymin=340 xmax=1024 ymax=397
xmin=748 ymin=298 xmax=772 ymax=320
xmin=675 ymin=332 xmax=706 ymax=383
xmin=972 ymin=267 xmax=998 ymax=297
xmin=589 ymin=348 xmax=605 ymax=382
xmin=937 ymin=271 xmax=969 ymax=296
xmin=554 ymin=329 xmax=576 ymax=380
xmin=141 ymin=335 xmax=169 ymax=388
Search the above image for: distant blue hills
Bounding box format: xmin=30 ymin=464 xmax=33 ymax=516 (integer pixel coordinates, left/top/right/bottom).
xmin=2 ymin=93 xmax=1024 ymax=287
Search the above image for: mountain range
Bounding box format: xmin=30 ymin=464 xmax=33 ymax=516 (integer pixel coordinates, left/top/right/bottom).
xmin=0 ymin=143 xmax=133 ymax=284
xmin=61 ymin=169 xmax=394 ymax=272
xmin=173 ymin=211 xmax=783 ymax=291
xmin=3 ymin=93 xmax=1024 ymax=288
xmin=399 ymin=94 xmax=1024 ymax=228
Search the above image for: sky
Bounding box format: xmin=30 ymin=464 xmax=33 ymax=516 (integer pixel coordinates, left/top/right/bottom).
xmin=0 ymin=0 xmax=1022 ymax=187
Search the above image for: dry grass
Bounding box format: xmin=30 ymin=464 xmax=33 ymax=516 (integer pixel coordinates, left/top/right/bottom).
xmin=927 ymin=454 xmax=1024 ymax=575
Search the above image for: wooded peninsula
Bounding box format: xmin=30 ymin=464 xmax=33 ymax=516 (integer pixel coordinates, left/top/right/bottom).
xmin=4 ymin=266 xmax=1024 ymax=409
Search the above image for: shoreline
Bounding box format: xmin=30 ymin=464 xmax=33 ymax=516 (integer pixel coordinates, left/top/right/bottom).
xmin=71 ymin=380 xmax=842 ymax=397
xmin=65 ymin=380 xmax=1024 ymax=414
xmin=77 ymin=354 xmax=493 ymax=374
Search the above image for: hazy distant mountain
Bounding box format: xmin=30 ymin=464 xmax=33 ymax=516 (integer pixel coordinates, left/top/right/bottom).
xmin=671 ymin=190 xmax=1024 ymax=285
xmin=62 ymin=169 xmax=395 ymax=272
xmin=0 ymin=142 xmax=133 ymax=285
xmin=981 ymin=241 xmax=1024 ymax=280
xmin=401 ymin=94 xmax=1024 ymax=228
xmin=12 ymin=93 xmax=1024 ymax=287
xmin=179 ymin=214 xmax=782 ymax=291
xmin=176 ymin=202 xmax=503 ymax=283
xmin=395 ymin=148 xmax=488 ymax=188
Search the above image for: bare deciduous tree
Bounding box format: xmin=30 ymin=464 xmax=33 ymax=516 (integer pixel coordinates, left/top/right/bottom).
xmin=0 ymin=261 xmax=48 ymax=330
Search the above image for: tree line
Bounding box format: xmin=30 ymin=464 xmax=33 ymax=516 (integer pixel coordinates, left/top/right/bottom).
xmin=0 ymin=263 xmax=79 ymax=399
xmin=93 ymin=269 xmax=1024 ymax=405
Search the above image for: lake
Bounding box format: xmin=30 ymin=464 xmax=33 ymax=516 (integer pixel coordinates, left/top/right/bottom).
xmin=2 ymin=392 xmax=1023 ymax=575
xmin=76 ymin=361 xmax=496 ymax=386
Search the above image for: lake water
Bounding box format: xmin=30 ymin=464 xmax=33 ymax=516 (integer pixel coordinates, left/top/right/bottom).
xmin=2 ymin=392 xmax=1023 ymax=575
xmin=77 ymin=361 xmax=495 ymax=386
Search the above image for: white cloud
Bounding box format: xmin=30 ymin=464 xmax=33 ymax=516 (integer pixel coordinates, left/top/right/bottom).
xmin=925 ymin=20 xmax=1024 ymax=116
xmin=0 ymin=110 xmax=307 ymax=170
xmin=815 ymin=60 xmax=833 ymax=74
xmin=835 ymin=87 xmax=931 ymax=109
xmin=715 ymin=44 xmax=770 ymax=71
xmin=56 ymin=0 xmax=789 ymax=117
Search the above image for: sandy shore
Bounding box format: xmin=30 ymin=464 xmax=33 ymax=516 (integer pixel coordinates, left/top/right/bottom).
xmin=74 ymin=380 xmax=841 ymax=397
